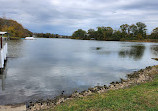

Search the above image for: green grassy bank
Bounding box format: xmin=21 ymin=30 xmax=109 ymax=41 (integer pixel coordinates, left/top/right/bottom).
xmin=124 ymin=39 xmax=158 ymax=43
xmin=45 ymin=75 xmax=158 ymax=111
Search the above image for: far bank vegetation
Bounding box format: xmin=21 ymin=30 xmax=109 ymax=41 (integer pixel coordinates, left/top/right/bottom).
xmin=72 ymin=22 xmax=158 ymax=41
xmin=0 ymin=17 xmax=32 ymax=39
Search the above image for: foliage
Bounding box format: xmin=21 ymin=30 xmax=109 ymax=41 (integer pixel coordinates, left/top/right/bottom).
xmin=136 ymin=22 xmax=147 ymax=38
xmin=72 ymin=29 xmax=87 ymax=39
xmin=0 ymin=17 xmax=32 ymax=37
xmin=120 ymin=24 xmax=129 ymax=38
xmin=72 ymin=22 xmax=149 ymax=41
xmin=96 ymin=27 xmax=113 ymax=40
xmin=87 ymin=29 xmax=96 ymax=39
xmin=150 ymin=27 xmax=158 ymax=39
xmin=34 ymin=33 xmax=70 ymax=38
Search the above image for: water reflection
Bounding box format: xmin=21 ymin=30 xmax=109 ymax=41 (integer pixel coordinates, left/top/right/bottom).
xmin=0 ymin=39 xmax=158 ymax=105
xmin=150 ymin=45 xmax=158 ymax=56
xmin=91 ymin=48 xmax=111 ymax=55
xmin=0 ymin=74 xmax=6 ymax=91
xmin=0 ymin=62 xmax=7 ymax=91
xmin=119 ymin=45 xmax=145 ymax=60
xmin=7 ymin=40 xmax=24 ymax=58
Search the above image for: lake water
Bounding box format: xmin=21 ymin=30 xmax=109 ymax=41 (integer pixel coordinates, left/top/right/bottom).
xmin=0 ymin=38 xmax=158 ymax=104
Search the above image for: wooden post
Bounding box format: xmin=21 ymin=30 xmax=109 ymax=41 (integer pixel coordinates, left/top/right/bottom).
xmin=1 ymin=36 xmax=2 ymax=49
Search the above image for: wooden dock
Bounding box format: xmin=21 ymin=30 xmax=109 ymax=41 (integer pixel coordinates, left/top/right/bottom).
xmin=0 ymin=43 xmax=7 ymax=90
xmin=0 ymin=43 xmax=7 ymax=69
xmin=0 ymin=32 xmax=8 ymax=70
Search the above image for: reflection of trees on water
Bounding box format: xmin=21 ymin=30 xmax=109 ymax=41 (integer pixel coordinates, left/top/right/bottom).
xmin=7 ymin=40 xmax=24 ymax=58
xmin=119 ymin=45 xmax=145 ymax=60
xmin=150 ymin=45 xmax=158 ymax=56
xmin=0 ymin=40 xmax=22 ymax=91
xmin=91 ymin=47 xmax=112 ymax=55
xmin=0 ymin=72 xmax=6 ymax=91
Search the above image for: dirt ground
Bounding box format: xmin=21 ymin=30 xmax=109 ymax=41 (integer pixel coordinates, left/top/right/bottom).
xmin=0 ymin=105 xmax=26 ymax=111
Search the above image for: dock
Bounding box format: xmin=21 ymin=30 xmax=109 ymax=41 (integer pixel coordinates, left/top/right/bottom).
xmin=0 ymin=32 xmax=8 ymax=70
xmin=0 ymin=43 xmax=7 ymax=69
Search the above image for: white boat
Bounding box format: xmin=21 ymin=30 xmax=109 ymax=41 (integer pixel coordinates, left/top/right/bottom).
xmin=25 ymin=37 xmax=36 ymax=40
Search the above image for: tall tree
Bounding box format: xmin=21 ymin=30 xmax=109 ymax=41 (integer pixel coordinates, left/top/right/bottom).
xmin=130 ymin=24 xmax=137 ymax=35
xmin=120 ymin=24 xmax=129 ymax=33
xmin=72 ymin=29 xmax=87 ymax=39
xmin=88 ymin=29 xmax=96 ymax=39
xmin=120 ymin=24 xmax=129 ymax=38
xmin=96 ymin=27 xmax=113 ymax=40
xmin=129 ymin=24 xmax=138 ymax=38
xmin=152 ymin=27 xmax=158 ymax=33
xmin=150 ymin=27 xmax=158 ymax=39
xmin=112 ymin=30 xmax=122 ymax=40
xmin=136 ymin=22 xmax=147 ymax=38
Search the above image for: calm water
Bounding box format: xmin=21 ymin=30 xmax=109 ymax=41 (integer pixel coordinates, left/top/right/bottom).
xmin=0 ymin=38 xmax=158 ymax=104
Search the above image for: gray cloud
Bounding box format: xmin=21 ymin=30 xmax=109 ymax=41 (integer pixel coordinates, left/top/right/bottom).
xmin=0 ymin=0 xmax=158 ymax=35
xmin=121 ymin=0 xmax=158 ymax=10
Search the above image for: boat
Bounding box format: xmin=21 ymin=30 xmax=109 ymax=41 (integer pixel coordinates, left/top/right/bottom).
xmin=25 ymin=37 xmax=36 ymax=40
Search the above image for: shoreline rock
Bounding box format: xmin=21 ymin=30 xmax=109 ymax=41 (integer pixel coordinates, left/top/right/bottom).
xmin=26 ymin=65 xmax=158 ymax=111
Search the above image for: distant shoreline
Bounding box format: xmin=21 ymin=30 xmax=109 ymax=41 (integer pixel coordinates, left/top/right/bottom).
xmin=123 ymin=39 xmax=158 ymax=43
xmin=70 ymin=38 xmax=158 ymax=43
xmin=8 ymin=37 xmax=158 ymax=43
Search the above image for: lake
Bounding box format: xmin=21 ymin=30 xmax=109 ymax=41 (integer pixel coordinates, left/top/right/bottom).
xmin=0 ymin=38 xmax=158 ymax=104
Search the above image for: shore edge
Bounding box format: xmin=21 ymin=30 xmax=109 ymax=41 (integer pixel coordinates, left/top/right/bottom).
xmin=26 ymin=65 xmax=158 ymax=111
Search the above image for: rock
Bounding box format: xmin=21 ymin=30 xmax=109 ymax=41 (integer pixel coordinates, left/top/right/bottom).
xmin=56 ymin=98 xmax=65 ymax=105
xmin=27 ymin=65 xmax=158 ymax=111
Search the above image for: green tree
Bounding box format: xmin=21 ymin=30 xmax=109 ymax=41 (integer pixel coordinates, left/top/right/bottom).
xmin=72 ymin=29 xmax=87 ymax=39
xmin=137 ymin=33 xmax=143 ymax=40
xmin=88 ymin=29 xmax=96 ymax=39
xmin=136 ymin=22 xmax=147 ymax=38
xmin=112 ymin=30 xmax=122 ymax=40
xmin=120 ymin=24 xmax=129 ymax=38
xmin=129 ymin=24 xmax=138 ymax=36
xmin=96 ymin=27 xmax=113 ymax=40
xmin=152 ymin=27 xmax=158 ymax=33
xmin=120 ymin=24 xmax=129 ymax=33
xmin=103 ymin=27 xmax=113 ymax=40
xmin=150 ymin=27 xmax=158 ymax=39
xmin=96 ymin=27 xmax=104 ymax=40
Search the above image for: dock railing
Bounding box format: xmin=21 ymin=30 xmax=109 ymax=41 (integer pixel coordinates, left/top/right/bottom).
xmin=0 ymin=43 xmax=8 ymax=68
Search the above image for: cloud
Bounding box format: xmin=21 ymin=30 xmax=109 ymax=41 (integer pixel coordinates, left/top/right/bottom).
xmin=0 ymin=0 xmax=158 ymax=35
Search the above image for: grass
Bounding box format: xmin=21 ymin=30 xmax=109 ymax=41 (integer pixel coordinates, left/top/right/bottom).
xmin=125 ymin=39 xmax=158 ymax=43
xmin=44 ymin=75 xmax=158 ymax=111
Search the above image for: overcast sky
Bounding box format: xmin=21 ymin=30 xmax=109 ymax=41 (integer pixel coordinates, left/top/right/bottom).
xmin=0 ymin=0 xmax=158 ymax=35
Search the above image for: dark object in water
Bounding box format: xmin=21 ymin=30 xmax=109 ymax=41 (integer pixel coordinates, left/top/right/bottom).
xmin=96 ymin=47 xmax=102 ymax=50
xmin=61 ymin=91 xmax=65 ymax=95
xmin=151 ymin=58 xmax=158 ymax=61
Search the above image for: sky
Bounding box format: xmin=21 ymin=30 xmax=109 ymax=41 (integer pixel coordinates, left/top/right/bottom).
xmin=0 ymin=0 xmax=158 ymax=35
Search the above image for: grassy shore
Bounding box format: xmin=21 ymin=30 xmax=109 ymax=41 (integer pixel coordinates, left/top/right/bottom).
xmin=123 ymin=39 xmax=158 ymax=43
xmin=2 ymin=66 xmax=158 ymax=111
xmin=45 ymin=71 xmax=158 ymax=111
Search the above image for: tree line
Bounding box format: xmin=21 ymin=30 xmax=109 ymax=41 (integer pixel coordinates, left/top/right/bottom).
xmin=1 ymin=18 xmax=158 ymax=41
xmin=0 ymin=18 xmax=70 ymax=38
xmin=0 ymin=17 xmax=32 ymax=37
xmin=34 ymin=33 xmax=70 ymax=38
xmin=72 ymin=22 xmax=158 ymax=41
